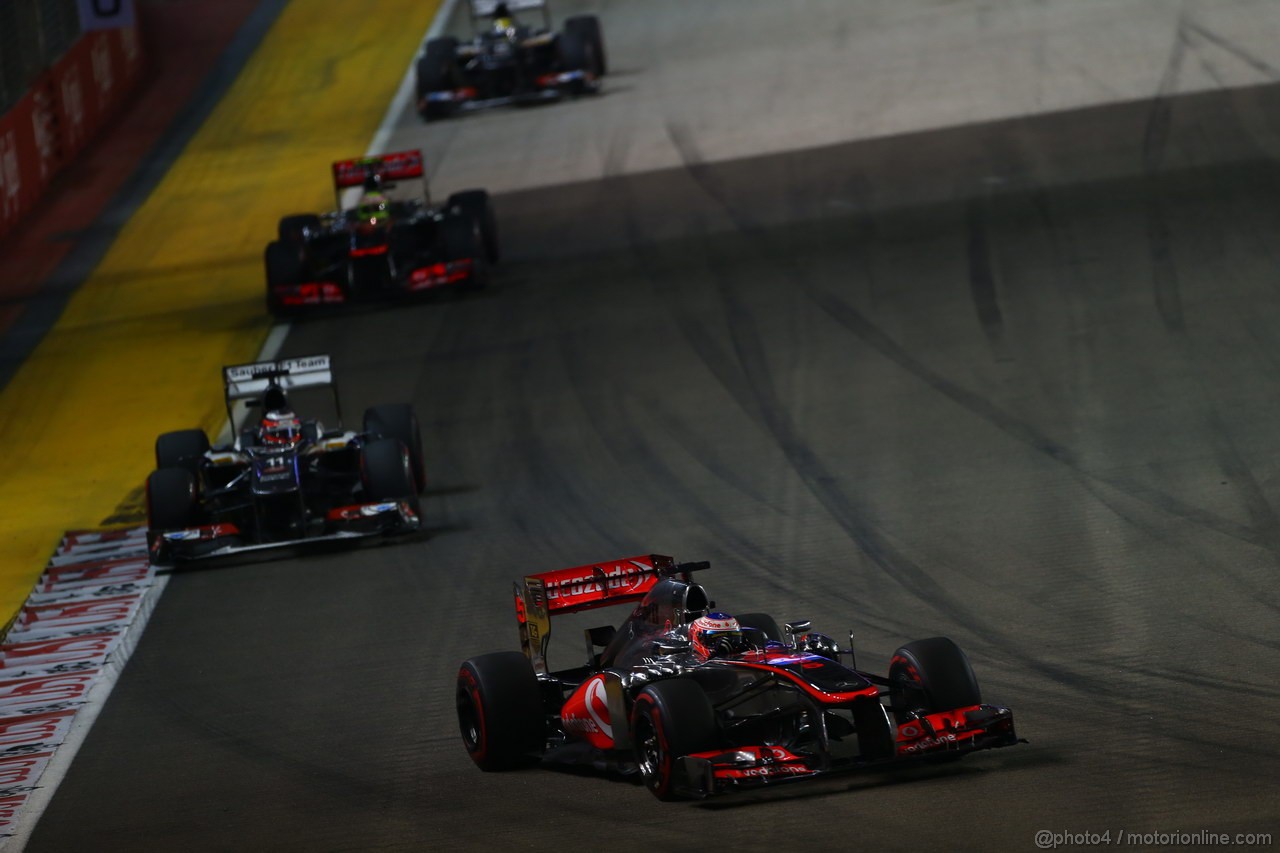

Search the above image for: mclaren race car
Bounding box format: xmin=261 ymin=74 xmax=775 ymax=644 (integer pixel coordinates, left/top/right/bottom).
xmin=145 ymin=355 xmax=424 ymax=565
xmin=457 ymin=556 xmax=1020 ymax=799
xmin=416 ymin=0 xmax=605 ymax=120
xmin=263 ymin=149 xmax=499 ymax=316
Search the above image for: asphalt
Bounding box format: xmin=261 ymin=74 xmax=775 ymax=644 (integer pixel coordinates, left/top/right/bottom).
xmin=22 ymin=0 xmax=1280 ymax=850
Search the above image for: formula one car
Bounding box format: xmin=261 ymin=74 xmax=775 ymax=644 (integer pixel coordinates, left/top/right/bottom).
xmin=263 ymin=149 xmax=499 ymax=316
xmin=457 ymin=556 xmax=1020 ymax=799
xmin=145 ymin=355 xmax=425 ymax=565
xmin=416 ymin=0 xmax=605 ymax=120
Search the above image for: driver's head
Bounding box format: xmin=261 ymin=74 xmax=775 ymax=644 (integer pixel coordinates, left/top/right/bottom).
xmin=689 ymin=612 xmax=745 ymax=660
xmin=259 ymin=410 xmax=302 ymax=447
xmin=492 ymin=2 xmax=513 ymax=32
xmin=356 ymin=193 xmax=388 ymax=225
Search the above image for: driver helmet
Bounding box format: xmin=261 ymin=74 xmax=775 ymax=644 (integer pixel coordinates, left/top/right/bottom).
xmin=356 ymin=192 xmax=389 ymax=226
xmin=492 ymin=2 xmax=514 ymax=33
xmin=259 ymin=410 xmax=303 ymax=447
xmin=689 ymin=611 xmax=745 ymax=660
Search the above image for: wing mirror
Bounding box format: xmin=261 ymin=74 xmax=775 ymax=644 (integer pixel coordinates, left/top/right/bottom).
xmin=784 ymin=620 xmax=812 ymax=650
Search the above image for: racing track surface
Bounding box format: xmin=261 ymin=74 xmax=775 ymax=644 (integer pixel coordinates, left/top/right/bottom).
xmin=28 ymin=1 xmax=1280 ymax=850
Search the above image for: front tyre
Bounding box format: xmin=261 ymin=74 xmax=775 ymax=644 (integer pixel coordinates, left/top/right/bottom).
xmin=889 ymin=637 xmax=982 ymax=725
xmin=362 ymin=404 xmax=426 ymax=493
xmin=564 ymin=15 xmax=606 ymax=75
xmin=146 ymin=468 xmax=199 ymax=532
xmin=417 ymin=37 xmax=460 ymax=120
xmin=632 ymin=679 xmax=717 ymax=800
xmin=359 ymin=438 xmax=416 ymax=503
xmin=446 ymin=190 xmax=499 ymax=262
xmin=457 ymin=652 xmax=544 ymax=770
xmin=155 ymin=429 xmax=209 ymax=476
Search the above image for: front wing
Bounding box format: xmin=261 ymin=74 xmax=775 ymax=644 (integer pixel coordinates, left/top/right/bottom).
xmin=676 ymin=703 xmax=1019 ymax=797
xmin=418 ymin=69 xmax=599 ymax=116
xmin=269 ymin=258 xmax=477 ymax=311
xmin=147 ymin=499 xmax=421 ymax=566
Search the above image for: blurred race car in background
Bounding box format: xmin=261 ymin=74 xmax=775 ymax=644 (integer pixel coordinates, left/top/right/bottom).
xmin=457 ymin=555 xmax=1020 ymax=799
xmin=145 ymin=355 xmax=426 ymax=565
xmin=263 ymin=150 xmax=499 ymax=316
xmin=416 ymin=0 xmax=606 ymax=120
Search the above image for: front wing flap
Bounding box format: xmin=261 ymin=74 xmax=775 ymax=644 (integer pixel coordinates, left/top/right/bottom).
xmin=417 ymin=69 xmax=598 ymax=116
xmin=147 ymin=500 xmax=421 ymax=566
xmin=677 ymin=703 xmax=1018 ymax=797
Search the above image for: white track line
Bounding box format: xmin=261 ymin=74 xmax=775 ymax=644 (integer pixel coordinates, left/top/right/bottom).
xmin=3 ymin=3 xmax=458 ymax=848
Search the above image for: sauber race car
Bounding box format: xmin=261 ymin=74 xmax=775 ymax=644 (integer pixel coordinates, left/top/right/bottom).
xmin=416 ymin=0 xmax=605 ymax=120
xmin=263 ymin=149 xmax=498 ymax=316
xmin=145 ymin=355 xmax=425 ymax=565
xmin=457 ymin=556 xmax=1020 ymax=800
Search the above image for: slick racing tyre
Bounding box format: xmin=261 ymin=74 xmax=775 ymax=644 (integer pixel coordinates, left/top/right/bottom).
xmin=439 ymin=215 xmax=489 ymax=287
xmin=446 ymin=190 xmax=500 ymax=262
xmin=417 ymin=37 xmax=459 ymax=120
xmin=632 ymin=679 xmax=717 ymax=800
xmin=277 ymin=213 xmax=321 ymax=244
xmin=359 ymin=438 xmax=417 ymax=502
xmin=556 ymin=28 xmax=598 ymax=87
xmin=264 ymin=240 xmax=305 ymax=317
xmin=457 ymin=652 xmax=544 ymax=770
xmin=889 ymin=637 xmax=982 ymax=725
xmin=155 ymin=429 xmax=210 ymax=477
xmin=564 ymin=14 xmax=606 ymax=75
xmin=146 ymin=467 xmax=199 ymax=532
xmin=362 ymin=404 xmax=426 ymax=493
xmin=735 ymin=612 xmax=782 ymax=644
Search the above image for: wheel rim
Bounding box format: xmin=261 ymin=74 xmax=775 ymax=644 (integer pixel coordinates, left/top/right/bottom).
xmin=458 ymin=687 xmax=483 ymax=753
xmin=634 ymin=714 xmax=663 ymax=789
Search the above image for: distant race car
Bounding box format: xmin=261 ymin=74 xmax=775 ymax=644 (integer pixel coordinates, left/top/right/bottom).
xmin=145 ymin=355 xmax=425 ymax=565
xmin=416 ymin=0 xmax=606 ymax=120
xmin=263 ymin=149 xmax=499 ymax=316
xmin=457 ymin=556 xmax=1020 ymax=799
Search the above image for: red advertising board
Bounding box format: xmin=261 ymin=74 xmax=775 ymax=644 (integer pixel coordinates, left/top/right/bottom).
xmin=0 ymin=24 xmax=145 ymax=240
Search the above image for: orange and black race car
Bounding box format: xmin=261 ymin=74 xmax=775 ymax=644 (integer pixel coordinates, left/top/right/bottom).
xmin=263 ymin=150 xmax=499 ymax=316
xmin=416 ymin=0 xmax=605 ymax=120
xmin=457 ymin=556 xmax=1022 ymax=800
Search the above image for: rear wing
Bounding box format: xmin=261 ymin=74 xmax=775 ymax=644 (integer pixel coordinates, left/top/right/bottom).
xmin=515 ymin=555 xmax=709 ymax=673
xmin=330 ymin=150 xmax=427 ymax=209
xmin=222 ymin=354 xmax=342 ymax=432
xmin=467 ymin=0 xmax=551 ymax=30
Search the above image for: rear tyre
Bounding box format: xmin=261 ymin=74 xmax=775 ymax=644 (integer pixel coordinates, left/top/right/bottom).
xmin=360 ymin=438 xmax=416 ymax=502
xmin=146 ymin=468 xmax=199 ymax=532
xmin=888 ymin=637 xmax=982 ymax=725
xmin=277 ymin=213 xmax=321 ymax=244
xmin=155 ymin=429 xmax=209 ymax=476
xmin=632 ymin=679 xmax=717 ymax=800
xmin=735 ymin=612 xmax=782 ymax=644
xmin=457 ymin=652 xmax=544 ymax=770
xmin=446 ymin=190 xmax=500 ymax=262
xmin=363 ymin=404 xmax=426 ymax=493
xmin=564 ymin=15 xmax=606 ymax=75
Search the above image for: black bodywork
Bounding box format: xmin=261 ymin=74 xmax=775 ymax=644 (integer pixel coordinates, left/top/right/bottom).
xmin=416 ymin=0 xmax=605 ymax=119
xmin=263 ymin=150 xmax=497 ymax=316
xmin=145 ymin=356 xmax=423 ymax=565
